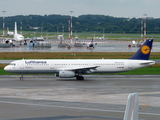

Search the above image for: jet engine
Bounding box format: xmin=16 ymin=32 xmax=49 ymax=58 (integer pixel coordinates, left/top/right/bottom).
xmin=58 ymin=71 xmax=75 ymax=78
xmin=88 ymin=42 xmax=94 ymax=47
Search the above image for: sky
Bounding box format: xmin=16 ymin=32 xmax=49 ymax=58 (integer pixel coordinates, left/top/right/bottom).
xmin=0 ymin=0 xmax=160 ymax=18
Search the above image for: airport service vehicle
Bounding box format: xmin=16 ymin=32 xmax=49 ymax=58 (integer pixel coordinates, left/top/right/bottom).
xmin=4 ymin=39 xmax=155 ymax=80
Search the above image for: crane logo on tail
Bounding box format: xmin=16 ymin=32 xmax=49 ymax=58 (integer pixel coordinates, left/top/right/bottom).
xmin=141 ymin=45 xmax=150 ymax=54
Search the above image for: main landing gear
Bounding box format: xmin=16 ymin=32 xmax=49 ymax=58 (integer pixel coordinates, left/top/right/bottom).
xmin=76 ymin=75 xmax=84 ymax=80
xmin=24 ymin=40 xmax=27 ymax=45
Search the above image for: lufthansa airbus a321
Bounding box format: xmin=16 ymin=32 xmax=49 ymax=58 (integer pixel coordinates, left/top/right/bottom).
xmin=4 ymin=39 xmax=155 ymax=80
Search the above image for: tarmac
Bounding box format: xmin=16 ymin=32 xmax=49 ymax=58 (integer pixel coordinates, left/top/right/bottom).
xmin=0 ymin=39 xmax=160 ymax=52
xmin=0 ymin=75 xmax=159 ymax=120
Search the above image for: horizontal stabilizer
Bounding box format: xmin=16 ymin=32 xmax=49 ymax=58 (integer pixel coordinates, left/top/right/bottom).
xmin=139 ymin=61 xmax=155 ymax=65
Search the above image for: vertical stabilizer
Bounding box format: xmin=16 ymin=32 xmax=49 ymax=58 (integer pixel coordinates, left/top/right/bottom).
xmin=123 ymin=93 xmax=139 ymax=120
xmin=14 ymin=22 xmax=17 ymax=35
xmin=130 ymin=39 xmax=153 ymax=60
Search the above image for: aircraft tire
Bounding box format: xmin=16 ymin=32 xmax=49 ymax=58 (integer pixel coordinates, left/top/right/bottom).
xmin=20 ymin=77 xmax=23 ymax=81
xmin=76 ymin=76 xmax=84 ymax=80
xmin=81 ymin=76 xmax=84 ymax=80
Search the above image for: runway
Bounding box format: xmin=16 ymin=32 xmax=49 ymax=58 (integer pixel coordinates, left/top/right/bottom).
xmin=0 ymin=75 xmax=160 ymax=120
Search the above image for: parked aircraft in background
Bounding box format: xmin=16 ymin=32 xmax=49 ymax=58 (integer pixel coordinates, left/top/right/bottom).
xmin=13 ymin=22 xmax=26 ymax=45
xmin=1 ymin=22 xmax=26 ymax=45
xmin=4 ymin=39 xmax=155 ymax=80
xmin=57 ymin=36 xmax=98 ymax=49
xmin=87 ymin=37 xmax=95 ymax=49
xmin=7 ymin=27 xmax=14 ymax=36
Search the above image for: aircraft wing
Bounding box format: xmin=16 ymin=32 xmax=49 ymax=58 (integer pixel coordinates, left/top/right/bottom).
xmin=58 ymin=66 xmax=100 ymax=73
xmin=1 ymin=38 xmax=13 ymax=40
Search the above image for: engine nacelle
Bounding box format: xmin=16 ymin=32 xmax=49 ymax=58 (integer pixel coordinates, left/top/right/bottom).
xmin=59 ymin=71 xmax=75 ymax=78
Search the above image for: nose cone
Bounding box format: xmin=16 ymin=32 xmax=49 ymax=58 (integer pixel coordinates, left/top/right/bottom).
xmin=19 ymin=36 xmax=24 ymax=41
xmin=4 ymin=66 xmax=9 ymax=72
xmin=89 ymin=43 xmax=94 ymax=47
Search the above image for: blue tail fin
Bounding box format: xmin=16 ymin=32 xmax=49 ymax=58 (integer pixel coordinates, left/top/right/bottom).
xmin=130 ymin=39 xmax=153 ymax=60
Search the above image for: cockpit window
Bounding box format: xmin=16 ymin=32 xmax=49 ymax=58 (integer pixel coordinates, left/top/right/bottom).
xmin=10 ymin=63 xmax=16 ymax=66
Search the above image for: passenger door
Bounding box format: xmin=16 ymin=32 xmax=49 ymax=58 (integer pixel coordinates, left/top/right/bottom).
xmin=20 ymin=61 xmax=24 ymax=69
xmin=128 ymin=61 xmax=132 ymax=69
xmin=50 ymin=62 xmax=54 ymax=69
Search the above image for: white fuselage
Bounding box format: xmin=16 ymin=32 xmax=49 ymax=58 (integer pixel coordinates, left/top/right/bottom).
xmin=4 ymin=59 xmax=155 ymax=74
xmin=14 ymin=22 xmax=24 ymax=42
xmin=7 ymin=31 xmax=14 ymax=36
xmin=14 ymin=33 xmax=24 ymax=41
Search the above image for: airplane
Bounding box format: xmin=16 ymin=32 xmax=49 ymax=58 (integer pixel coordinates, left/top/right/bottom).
xmin=2 ymin=22 xmax=26 ymax=45
xmin=86 ymin=37 xmax=99 ymax=49
xmin=57 ymin=36 xmax=97 ymax=49
xmin=87 ymin=37 xmax=94 ymax=49
xmin=13 ymin=22 xmax=27 ymax=45
xmin=123 ymin=93 xmax=138 ymax=120
xmin=4 ymin=39 xmax=155 ymax=81
xmin=7 ymin=27 xmax=14 ymax=36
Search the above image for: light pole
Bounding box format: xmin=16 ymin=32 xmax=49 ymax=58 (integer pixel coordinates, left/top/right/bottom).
xmin=103 ymin=28 xmax=105 ymax=39
xmin=143 ymin=14 xmax=147 ymax=41
xmin=41 ymin=27 xmax=43 ymax=37
xmin=2 ymin=11 xmax=6 ymax=39
xmin=20 ymin=19 xmax=23 ymax=35
xmin=62 ymin=25 xmax=64 ymax=35
xmin=70 ymin=11 xmax=74 ymax=40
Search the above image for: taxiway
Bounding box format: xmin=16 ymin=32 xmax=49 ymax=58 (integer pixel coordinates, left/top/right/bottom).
xmin=0 ymin=75 xmax=159 ymax=120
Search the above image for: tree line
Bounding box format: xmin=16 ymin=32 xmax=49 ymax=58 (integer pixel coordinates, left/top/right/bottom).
xmin=1 ymin=14 xmax=160 ymax=34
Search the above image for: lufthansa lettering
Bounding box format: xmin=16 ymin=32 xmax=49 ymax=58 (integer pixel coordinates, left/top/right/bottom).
xmin=25 ymin=61 xmax=47 ymax=64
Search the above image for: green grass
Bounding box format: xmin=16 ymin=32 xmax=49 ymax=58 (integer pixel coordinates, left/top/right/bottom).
xmin=0 ymin=52 xmax=160 ymax=60
xmin=104 ymin=67 xmax=160 ymax=75
xmin=0 ymin=68 xmax=15 ymax=75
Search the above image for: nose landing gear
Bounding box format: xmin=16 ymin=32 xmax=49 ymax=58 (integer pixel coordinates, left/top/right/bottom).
xmin=20 ymin=74 xmax=23 ymax=81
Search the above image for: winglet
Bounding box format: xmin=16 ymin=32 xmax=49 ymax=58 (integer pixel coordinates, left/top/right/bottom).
xmin=130 ymin=39 xmax=153 ymax=60
xmin=123 ymin=93 xmax=138 ymax=120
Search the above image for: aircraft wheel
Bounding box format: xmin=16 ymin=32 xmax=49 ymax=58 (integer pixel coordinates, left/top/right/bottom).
xmin=76 ymin=76 xmax=79 ymax=80
xmin=76 ymin=76 xmax=84 ymax=80
xmin=20 ymin=77 xmax=23 ymax=81
xmin=80 ymin=76 xmax=84 ymax=80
